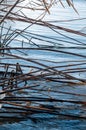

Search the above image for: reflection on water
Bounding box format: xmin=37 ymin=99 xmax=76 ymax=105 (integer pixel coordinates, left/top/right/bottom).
xmin=1 ymin=117 xmax=86 ymax=130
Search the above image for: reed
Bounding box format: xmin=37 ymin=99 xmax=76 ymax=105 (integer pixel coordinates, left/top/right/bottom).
xmin=0 ymin=0 xmax=86 ymax=121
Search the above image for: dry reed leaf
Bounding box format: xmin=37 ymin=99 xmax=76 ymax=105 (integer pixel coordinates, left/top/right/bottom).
xmin=43 ymin=0 xmax=50 ymax=14
xmin=66 ymin=0 xmax=79 ymax=14
xmin=0 ymin=90 xmax=6 ymax=109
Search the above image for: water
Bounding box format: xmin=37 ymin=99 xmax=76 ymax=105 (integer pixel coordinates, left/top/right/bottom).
xmin=0 ymin=0 xmax=86 ymax=129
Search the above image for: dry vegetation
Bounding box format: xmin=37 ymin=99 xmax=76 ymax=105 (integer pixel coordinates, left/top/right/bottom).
xmin=0 ymin=0 xmax=86 ymax=121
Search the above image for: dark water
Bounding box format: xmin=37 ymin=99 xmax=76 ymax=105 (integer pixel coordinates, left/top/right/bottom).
xmin=0 ymin=117 xmax=86 ymax=130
